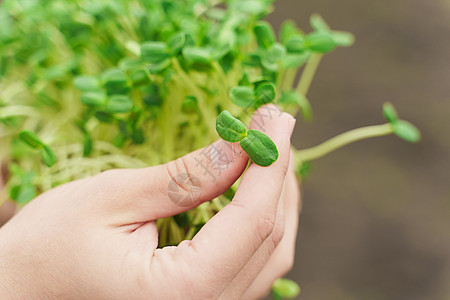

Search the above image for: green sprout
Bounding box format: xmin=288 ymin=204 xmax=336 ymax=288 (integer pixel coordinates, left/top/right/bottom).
xmin=216 ymin=110 xmax=279 ymax=167
xmin=0 ymin=1 xmax=421 ymax=298
xmin=295 ymin=102 xmax=421 ymax=166
xmin=18 ymin=131 xmax=56 ymax=167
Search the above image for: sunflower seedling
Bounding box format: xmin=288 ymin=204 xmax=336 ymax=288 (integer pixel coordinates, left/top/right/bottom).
xmin=216 ymin=110 xmax=279 ymax=167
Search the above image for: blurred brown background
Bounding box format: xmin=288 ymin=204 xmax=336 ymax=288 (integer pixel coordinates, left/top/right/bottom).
xmin=267 ymin=0 xmax=450 ymax=299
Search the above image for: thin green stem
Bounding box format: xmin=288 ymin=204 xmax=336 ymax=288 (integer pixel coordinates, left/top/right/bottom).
xmin=171 ymin=58 xmax=217 ymax=138
xmin=282 ymin=68 xmax=297 ymax=92
xmin=295 ymin=53 xmax=323 ymax=96
xmin=295 ymin=123 xmax=393 ymax=163
xmin=212 ymin=62 xmax=230 ymax=107
xmin=276 ymin=68 xmax=285 ymax=94
xmin=0 ymin=106 xmax=39 ymax=119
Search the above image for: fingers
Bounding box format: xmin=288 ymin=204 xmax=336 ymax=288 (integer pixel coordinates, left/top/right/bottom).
xmin=84 ymin=138 xmax=249 ymax=223
xmin=220 ymin=150 xmax=300 ymax=299
xmin=241 ymin=163 xmax=300 ymax=299
xmin=175 ymin=105 xmax=295 ymax=295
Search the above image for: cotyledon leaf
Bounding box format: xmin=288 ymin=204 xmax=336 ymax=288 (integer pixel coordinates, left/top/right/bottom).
xmin=382 ymin=102 xmax=398 ymax=123
xmin=255 ymin=83 xmax=276 ymax=105
xmin=40 ymin=145 xmax=56 ymax=167
xmin=304 ymin=32 xmax=336 ymax=53
xmin=392 ymin=120 xmax=421 ymax=143
xmin=240 ymin=129 xmax=279 ymax=167
xmin=18 ymin=131 xmax=45 ymax=149
xmin=216 ymin=110 xmax=247 ymax=143
xmin=230 ymin=86 xmax=255 ymax=108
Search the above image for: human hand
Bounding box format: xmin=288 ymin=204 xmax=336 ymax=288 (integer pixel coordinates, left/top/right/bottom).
xmin=0 ymin=105 xmax=299 ymax=299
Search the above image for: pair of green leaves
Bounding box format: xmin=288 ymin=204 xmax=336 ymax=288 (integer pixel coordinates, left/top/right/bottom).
xmin=278 ymin=21 xmax=311 ymax=69
xmin=305 ymin=14 xmax=355 ymax=53
xmin=229 ymin=83 xmax=276 ymax=108
xmin=382 ymin=102 xmax=421 ymax=143
xmin=304 ymin=32 xmax=336 ymax=53
xmin=280 ymin=14 xmax=355 ymax=56
xmin=284 ymin=31 xmax=335 ymax=54
xmin=76 ymin=70 xmax=132 ymax=96
xmin=18 ymin=131 xmax=56 ymax=167
xmin=231 ymin=85 xmax=313 ymax=122
xmin=255 ymin=15 xmax=354 ymax=57
xmin=216 ymin=110 xmax=278 ymax=167
xmin=253 ymin=22 xmax=310 ymax=70
xmin=141 ymin=41 xmax=172 ymax=72
xmin=75 ymin=71 xmax=134 ymax=114
xmin=80 ymin=92 xmax=134 ymax=114
xmin=141 ymin=36 xmax=228 ymax=72
xmin=310 ymin=14 xmax=355 ymax=48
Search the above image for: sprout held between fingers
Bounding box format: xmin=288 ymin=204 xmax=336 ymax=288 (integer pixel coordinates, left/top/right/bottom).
xmin=215 ymin=111 xmax=279 ymax=167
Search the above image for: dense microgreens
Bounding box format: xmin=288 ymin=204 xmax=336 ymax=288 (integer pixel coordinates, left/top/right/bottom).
xmin=0 ymin=0 xmax=420 ymax=297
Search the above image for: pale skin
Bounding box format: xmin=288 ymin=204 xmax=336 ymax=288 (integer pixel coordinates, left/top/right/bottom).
xmin=0 ymin=105 xmax=300 ymax=299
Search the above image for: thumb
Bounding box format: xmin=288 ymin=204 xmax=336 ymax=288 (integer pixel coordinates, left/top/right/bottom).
xmin=85 ymin=138 xmax=249 ymax=224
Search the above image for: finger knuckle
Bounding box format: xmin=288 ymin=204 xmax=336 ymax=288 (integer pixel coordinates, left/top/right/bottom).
xmin=271 ymin=220 xmax=285 ymax=249
xmin=256 ymin=213 xmax=276 ymax=244
xmin=281 ymin=161 xmax=289 ymax=177
xmin=166 ymin=156 xmax=190 ymax=180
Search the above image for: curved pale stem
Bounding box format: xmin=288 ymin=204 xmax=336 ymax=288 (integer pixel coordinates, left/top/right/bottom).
xmin=295 ymin=123 xmax=393 ymax=163
xmin=296 ymin=53 xmax=323 ymax=96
